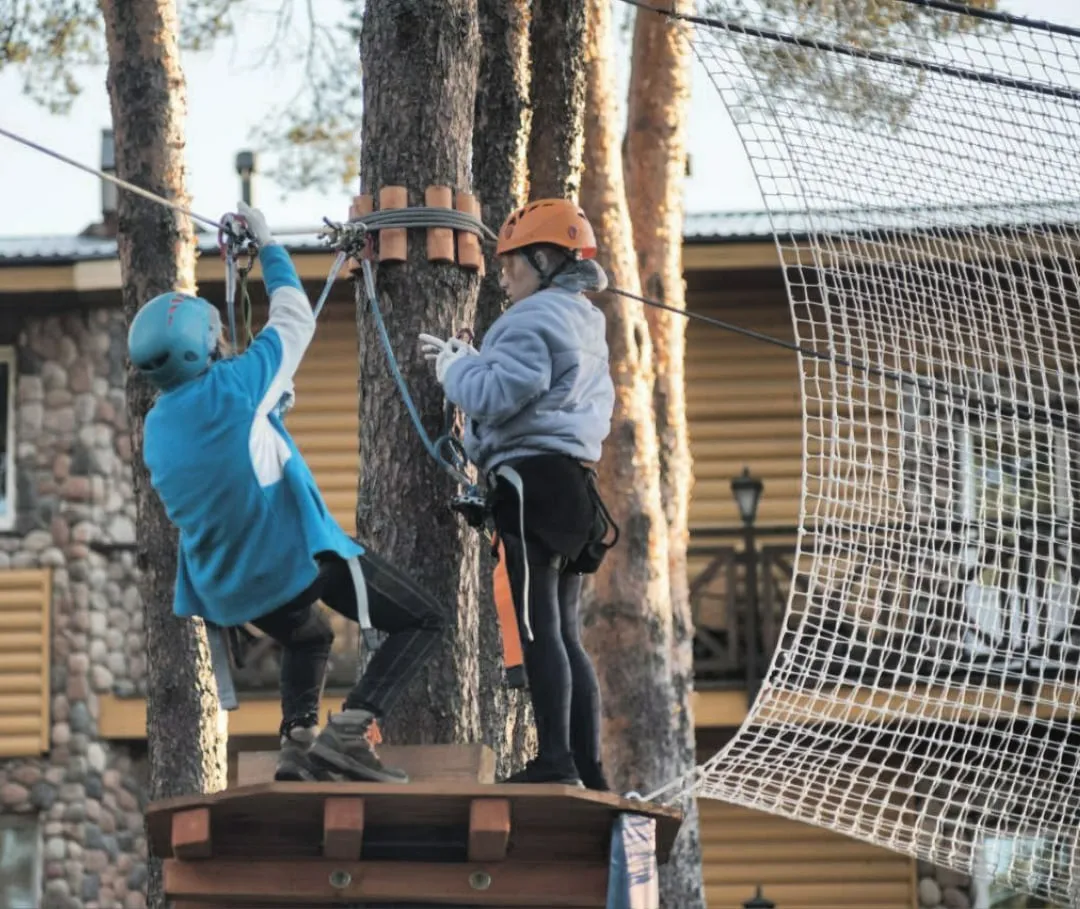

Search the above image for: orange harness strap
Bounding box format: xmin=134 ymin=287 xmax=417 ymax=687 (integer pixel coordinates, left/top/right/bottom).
xmin=492 ymin=532 xmax=525 ymax=678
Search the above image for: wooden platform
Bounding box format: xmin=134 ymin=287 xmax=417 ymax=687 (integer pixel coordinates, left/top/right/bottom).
xmin=148 ymin=745 xmax=683 ymax=908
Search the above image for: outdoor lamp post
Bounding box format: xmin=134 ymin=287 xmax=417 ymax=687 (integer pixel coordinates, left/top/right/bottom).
xmin=742 ymin=884 xmax=777 ymax=908
xmin=731 ymin=466 xmax=763 ymax=527
xmin=731 ymin=467 xmax=764 ymax=706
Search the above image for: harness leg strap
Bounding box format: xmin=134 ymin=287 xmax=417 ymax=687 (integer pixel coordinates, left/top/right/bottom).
xmin=492 ymin=465 xmax=532 ymax=642
xmin=345 ymin=554 xmax=382 ymax=653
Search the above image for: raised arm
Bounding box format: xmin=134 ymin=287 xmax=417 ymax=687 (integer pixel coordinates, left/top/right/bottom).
xmin=441 ymin=324 xmax=552 ymax=426
xmin=223 ymin=203 xmax=316 ymax=409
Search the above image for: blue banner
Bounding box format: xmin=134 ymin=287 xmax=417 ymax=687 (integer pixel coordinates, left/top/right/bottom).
xmin=606 ymin=810 xmax=659 ymax=909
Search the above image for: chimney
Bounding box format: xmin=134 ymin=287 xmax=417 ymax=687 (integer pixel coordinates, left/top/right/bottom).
xmin=236 ymin=150 xmax=257 ymax=206
xmin=101 ymin=129 xmax=118 ymax=236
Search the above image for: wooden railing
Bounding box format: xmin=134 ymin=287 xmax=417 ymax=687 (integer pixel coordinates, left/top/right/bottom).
xmin=229 ymin=517 xmax=1080 ymax=696
xmin=688 ymin=527 xmax=799 ymax=692
xmin=228 ymin=528 xmax=805 ymax=695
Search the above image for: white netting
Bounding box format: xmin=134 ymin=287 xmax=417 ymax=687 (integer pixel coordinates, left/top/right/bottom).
xmin=670 ymin=0 xmax=1080 ymax=904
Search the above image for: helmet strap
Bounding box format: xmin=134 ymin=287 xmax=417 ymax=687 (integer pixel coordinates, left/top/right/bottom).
xmin=523 ymin=247 xmax=574 ymax=290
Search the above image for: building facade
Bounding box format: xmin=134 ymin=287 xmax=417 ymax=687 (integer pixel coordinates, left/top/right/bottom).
xmin=0 ymin=202 xmax=1023 ymax=908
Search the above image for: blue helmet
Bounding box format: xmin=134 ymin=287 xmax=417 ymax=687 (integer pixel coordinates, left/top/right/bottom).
xmin=128 ymin=292 xmax=222 ymax=391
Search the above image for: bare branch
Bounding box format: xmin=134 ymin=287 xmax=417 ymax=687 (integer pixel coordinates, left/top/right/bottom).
xmin=0 ymin=0 xmax=103 ymax=113
xmin=250 ymin=0 xmax=363 ymax=192
xmin=703 ymin=0 xmax=999 ymax=127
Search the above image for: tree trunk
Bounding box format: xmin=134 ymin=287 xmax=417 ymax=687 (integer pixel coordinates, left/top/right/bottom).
xmin=580 ymin=0 xmax=674 ymax=802
xmin=526 ymin=0 xmax=587 ymax=199
xmin=473 ymin=0 xmax=531 ymax=334
xmin=100 ymin=1 xmax=227 ymax=907
xmin=473 ymin=0 xmax=534 ymax=776
xmin=624 ymin=5 xmax=704 ymax=906
xmin=357 ymin=0 xmax=484 ymax=745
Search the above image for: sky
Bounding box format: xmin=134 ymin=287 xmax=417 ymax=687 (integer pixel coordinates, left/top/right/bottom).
xmin=0 ymin=0 xmax=1077 ymax=240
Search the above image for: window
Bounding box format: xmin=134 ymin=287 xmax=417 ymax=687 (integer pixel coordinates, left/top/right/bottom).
xmin=972 ymin=833 xmax=1071 ymax=908
xmin=0 ymin=346 xmax=14 ymax=531
xmin=0 ymin=815 xmax=42 ymax=909
xmin=957 ymin=418 xmax=1077 ymax=666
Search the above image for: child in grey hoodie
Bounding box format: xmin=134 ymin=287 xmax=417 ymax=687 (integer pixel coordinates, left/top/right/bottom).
xmin=421 ymin=199 xmax=616 ymax=789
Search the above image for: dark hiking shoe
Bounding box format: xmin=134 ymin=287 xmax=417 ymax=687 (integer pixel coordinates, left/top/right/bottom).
xmin=501 ymin=758 xmax=583 ymax=788
xmin=275 ymin=724 xmax=328 ymax=782
xmin=308 ymin=709 xmax=409 ymax=783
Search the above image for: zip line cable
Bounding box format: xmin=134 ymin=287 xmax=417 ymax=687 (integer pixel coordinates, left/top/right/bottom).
xmin=888 ymin=0 xmax=1080 ymax=39
xmin=3 ymin=120 xmax=1066 ymax=432
xmin=5 ymin=121 xmax=1058 ymax=434
xmin=0 ymin=125 xmax=227 ymax=232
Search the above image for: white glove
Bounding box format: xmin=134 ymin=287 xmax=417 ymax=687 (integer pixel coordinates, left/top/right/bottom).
xmin=236 ymin=200 xmax=276 ymax=248
xmin=418 ymin=332 xmax=448 ymax=364
xmin=418 ymin=333 xmax=476 ymax=383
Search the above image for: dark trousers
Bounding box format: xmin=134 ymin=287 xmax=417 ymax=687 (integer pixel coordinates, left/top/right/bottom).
xmin=250 ymin=548 xmax=448 ymax=734
xmin=500 ymin=531 xmax=605 ymax=784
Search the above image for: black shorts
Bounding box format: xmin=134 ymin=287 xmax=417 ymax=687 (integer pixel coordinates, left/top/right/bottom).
xmin=490 ymin=454 xmax=597 ymax=562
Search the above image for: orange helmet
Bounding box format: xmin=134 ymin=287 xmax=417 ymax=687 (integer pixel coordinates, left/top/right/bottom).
xmin=496 ymin=199 xmax=597 ymax=259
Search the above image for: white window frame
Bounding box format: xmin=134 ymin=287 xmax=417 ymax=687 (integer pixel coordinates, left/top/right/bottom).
xmin=971 ymin=832 xmax=1073 ymax=908
xmin=0 ymin=346 xmax=15 ymax=532
xmin=957 ymin=417 xmax=1077 ymax=658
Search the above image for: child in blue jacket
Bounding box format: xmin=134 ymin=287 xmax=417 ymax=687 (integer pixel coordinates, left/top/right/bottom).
xmin=130 ymin=201 xmax=448 ymax=784
xmin=421 ymin=199 xmax=616 ymax=789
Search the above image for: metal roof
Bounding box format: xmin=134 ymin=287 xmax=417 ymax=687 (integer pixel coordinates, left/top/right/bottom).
xmin=1 ymin=201 xmax=1078 ymax=265
xmin=682 ymin=199 xmax=1080 ymax=241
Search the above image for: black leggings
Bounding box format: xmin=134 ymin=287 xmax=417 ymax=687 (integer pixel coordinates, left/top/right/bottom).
xmin=250 ymin=549 xmax=448 ymax=734
xmin=501 ymin=532 xmax=604 ymax=784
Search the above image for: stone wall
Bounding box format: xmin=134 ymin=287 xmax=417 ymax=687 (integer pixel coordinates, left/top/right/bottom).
xmin=918 ymin=861 xmax=972 ymax=909
xmin=0 ymin=309 xmax=149 ymax=909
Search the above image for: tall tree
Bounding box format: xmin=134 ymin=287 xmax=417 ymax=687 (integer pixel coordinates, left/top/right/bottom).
xmin=99 ymin=1 xmax=227 ymax=908
xmin=472 ymin=0 xmax=535 ymax=776
xmin=624 ymin=5 xmax=704 ymax=906
xmin=525 ymin=0 xmax=588 ymax=198
xmin=581 ymin=0 xmax=672 ymax=825
xmin=356 ymin=0 xmax=486 ymax=745
xmin=580 ymin=1 xmax=704 ymax=905
xmin=474 ymin=0 xmax=532 ymax=333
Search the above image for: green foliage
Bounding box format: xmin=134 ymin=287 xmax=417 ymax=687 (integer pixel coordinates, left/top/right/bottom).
xmin=0 ymin=0 xmax=361 ymax=193
xmin=179 ymin=0 xmax=241 ymax=50
xmin=0 ymin=0 xmax=103 ymax=113
xmin=703 ymin=0 xmax=1001 ymax=128
xmin=246 ymin=0 xmax=363 ymax=192
xmin=0 ymin=0 xmax=1005 ymax=191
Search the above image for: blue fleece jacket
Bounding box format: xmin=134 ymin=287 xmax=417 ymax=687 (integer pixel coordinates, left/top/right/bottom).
xmin=143 ymin=244 xmax=364 ymax=627
xmin=440 ymin=262 xmax=615 ymax=472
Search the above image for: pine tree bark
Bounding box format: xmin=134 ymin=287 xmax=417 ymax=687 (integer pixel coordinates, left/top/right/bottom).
xmin=474 ymin=0 xmax=531 ymax=333
xmin=473 ymin=0 xmax=534 ymax=776
xmin=580 ymin=0 xmax=674 ymax=799
xmin=357 ymin=0 xmax=485 ymax=745
xmin=625 ymin=6 xmax=704 ymax=907
xmin=526 ymin=0 xmax=587 ymax=199
xmin=101 ymin=1 xmax=227 ymax=907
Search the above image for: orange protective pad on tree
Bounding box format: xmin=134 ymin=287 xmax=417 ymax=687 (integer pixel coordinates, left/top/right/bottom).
xmin=493 ymin=536 xmax=524 ymax=677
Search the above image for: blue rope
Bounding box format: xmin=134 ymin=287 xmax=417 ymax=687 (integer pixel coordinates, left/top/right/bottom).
xmin=360 ymin=258 xmax=471 ymax=487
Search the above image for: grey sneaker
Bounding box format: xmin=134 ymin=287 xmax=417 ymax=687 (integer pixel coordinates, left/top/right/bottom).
xmin=308 ymin=709 xmax=409 ymax=783
xmin=275 ymin=724 xmax=322 ymax=782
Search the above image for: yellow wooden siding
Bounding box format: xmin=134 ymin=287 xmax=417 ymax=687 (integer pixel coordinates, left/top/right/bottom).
xmin=684 ymin=294 xmax=902 ymax=537
xmin=685 ymin=299 xmax=804 ymax=530
xmin=700 ymin=799 xmax=915 ymax=909
xmin=0 ymin=569 xmax=52 ymax=757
